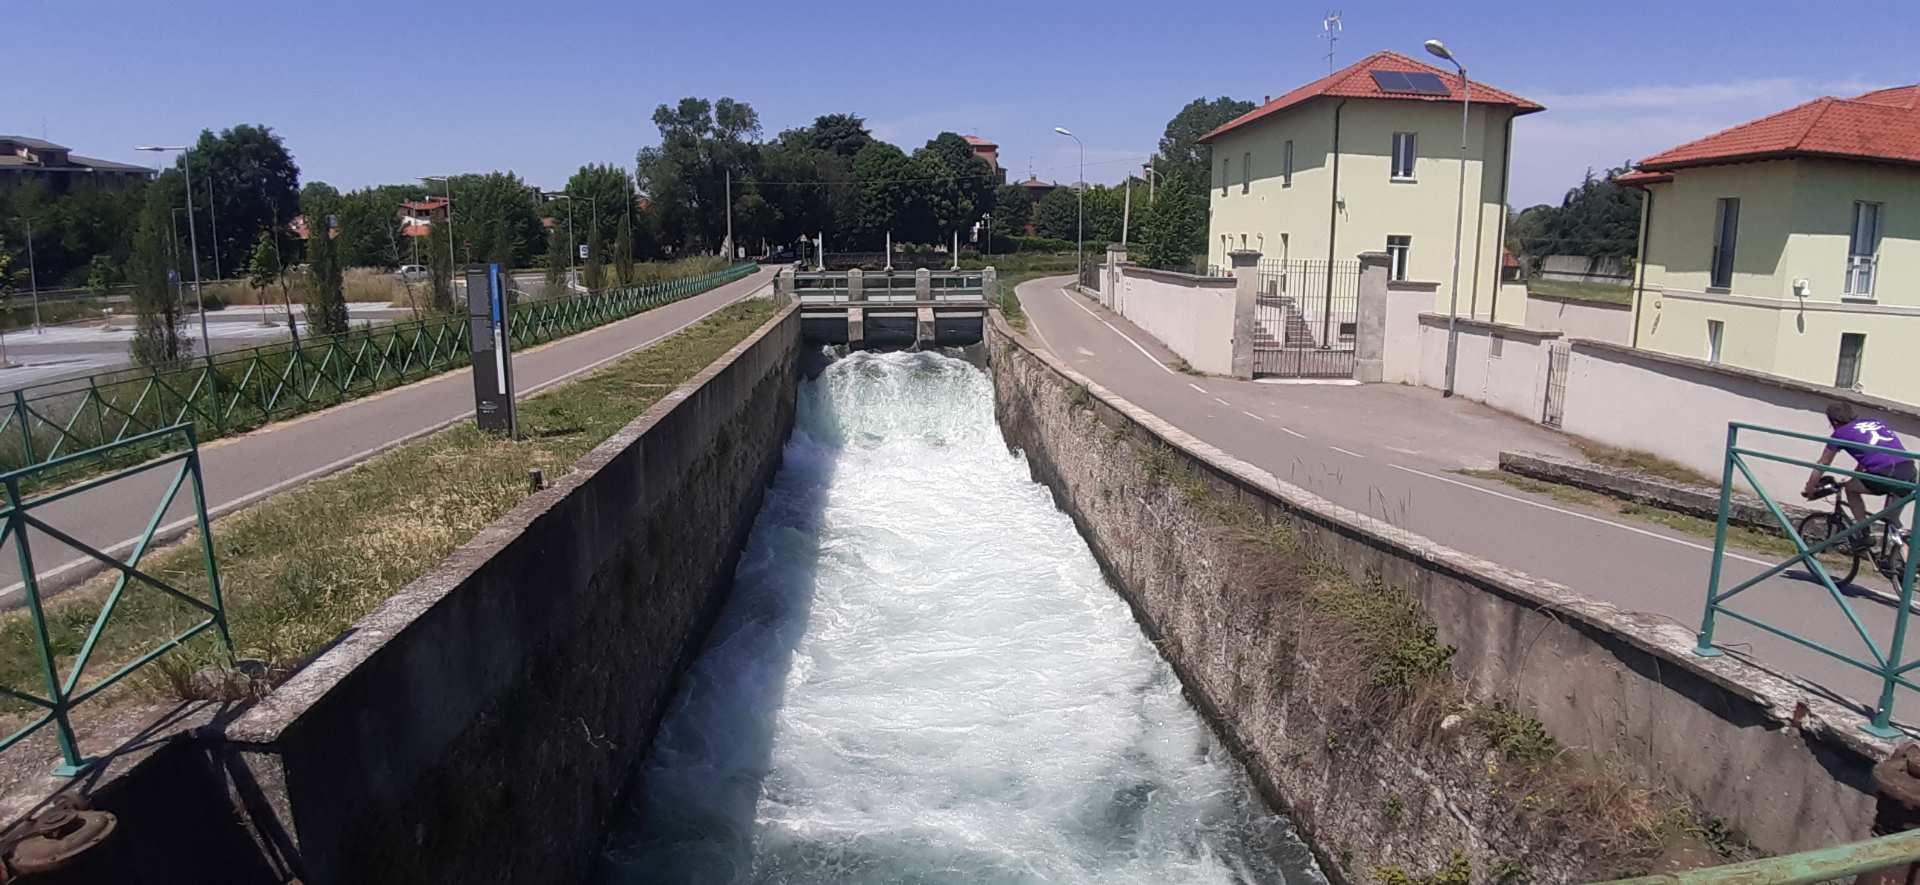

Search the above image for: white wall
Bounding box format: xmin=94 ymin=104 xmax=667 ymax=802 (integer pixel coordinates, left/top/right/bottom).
xmin=1524 ymin=295 xmax=1633 ymax=344
xmin=1380 ymin=283 xmax=1434 ymax=385
xmin=1560 ymin=343 xmax=1920 ymax=495
xmin=1112 ymin=265 xmax=1241 ymax=375
xmin=1416 ymin=315 xmax=1558 ymax=421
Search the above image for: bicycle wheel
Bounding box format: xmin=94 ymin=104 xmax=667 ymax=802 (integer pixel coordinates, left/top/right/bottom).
xmin=1797 ymin=511 xmax=1862 ymax=586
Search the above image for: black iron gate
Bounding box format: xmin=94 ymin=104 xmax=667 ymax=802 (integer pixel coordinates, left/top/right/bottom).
xmin=1253 ymin=259 xmax=1362 ymax=378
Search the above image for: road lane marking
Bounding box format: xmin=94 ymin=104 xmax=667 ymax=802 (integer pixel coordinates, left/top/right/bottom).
xmin=1188 ymin=383 xmax=1209 ymax=394
xmin=1056 ymin=286 xmax=1176 ymax=375
xmin=1329 ymin=446 xmax=1366 ymax=459
xmin=1025 ymin=309 xmax=1062 ymax=358
xmin=1241 ymin=411 xmax=1265 ymax=422
xmin=1279 ymin=427 xmax=1307 ymax=439
xmin=1213 ymin=396 xmax=1231 ymax=407
xmin=1386 ymin=463 xmax=1768 ymax=566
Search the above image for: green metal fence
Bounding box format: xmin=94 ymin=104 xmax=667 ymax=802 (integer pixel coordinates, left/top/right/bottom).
xmin=1597 ymin=826 xmax=1920 ymax=884
xmin=0 ymin=263 xmax=758 ymax=480
xmin=0 ymin=424 xmax=228 ymax=775
xmin=1694 ymin=421 xmax=1919 ymax=737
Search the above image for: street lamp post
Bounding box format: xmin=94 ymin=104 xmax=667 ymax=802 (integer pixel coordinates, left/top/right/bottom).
xmin=137 ymin=146 xmax=212 ymax=353
xmin=1053 ymin=127 xmax=1084 ymax=276
xmin=1425 ymin=39 xmax=1472 ymax=399
xmin=1142 ymin=163 xmax=1160 ymax=202
xmin=23 ymin=218 xmax=40 ymax=333
xmin=983 ymin=213 xmax=992 ymax=259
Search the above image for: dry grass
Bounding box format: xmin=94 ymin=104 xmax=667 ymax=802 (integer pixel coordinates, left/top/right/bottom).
xmin=626 ymin=255 xmax=732 ymax=285
xmin=0 ymin=297 xmax=784 ymax=727
xmin=206 ymin=268 xmax=408 ymax=308
xmin=1568 ymin=437 xmax=1720 ymax=488
xmin=1528 ymin=278 xmax=1633 ymax=305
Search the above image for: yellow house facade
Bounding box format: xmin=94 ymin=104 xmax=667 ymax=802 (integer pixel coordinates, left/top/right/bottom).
xmin=1624 ymin=85 xmax=1920 ymax=404
xmin=1198 ymin=51 xmax=1543 ymax=326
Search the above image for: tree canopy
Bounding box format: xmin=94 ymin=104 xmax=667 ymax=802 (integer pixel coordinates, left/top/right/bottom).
xmin=1506 ymin=164 xmax=1643 ymax=263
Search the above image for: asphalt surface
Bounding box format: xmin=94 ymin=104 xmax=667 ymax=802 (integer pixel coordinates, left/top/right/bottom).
xmin=1018 ymin=275 xmax=1915 ymax=725
xmin=6 ymin=266 xmax=778 ymax=593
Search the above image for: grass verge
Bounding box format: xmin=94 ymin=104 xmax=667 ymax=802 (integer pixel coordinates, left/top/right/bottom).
xmin=1527 ymin=278 xmax=1632 ymax=305
xmin=1458 ymin=468 xmax=1807 ymax=561
xmin=1567 ymin=437 xmax=1720 ymax=488
xmin=0 ymin=296 xmax=784 ymax=723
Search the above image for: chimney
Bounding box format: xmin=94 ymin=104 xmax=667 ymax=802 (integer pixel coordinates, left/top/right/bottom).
xmin=1264 ymin=94 xmax=1271 ymax=104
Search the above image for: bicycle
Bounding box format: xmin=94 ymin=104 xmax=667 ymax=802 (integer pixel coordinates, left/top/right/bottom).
xmin=1798 ymin=478 xmax=1910 ymax=586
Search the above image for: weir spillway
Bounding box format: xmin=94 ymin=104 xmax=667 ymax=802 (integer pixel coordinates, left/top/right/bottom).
xmin=595 ymin=350 xmax=1323 ymax=884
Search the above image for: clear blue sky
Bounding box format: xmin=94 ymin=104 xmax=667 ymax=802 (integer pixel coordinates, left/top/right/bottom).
xmin=8 ymin=0 xmax=1916 ymax=208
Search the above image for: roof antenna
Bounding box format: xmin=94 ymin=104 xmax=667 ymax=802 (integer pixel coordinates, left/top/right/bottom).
xmin=1321 ymin=11 xmax=1343 ymax=75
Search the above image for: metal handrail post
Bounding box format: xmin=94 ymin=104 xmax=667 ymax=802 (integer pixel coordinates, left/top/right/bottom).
xmin=185 ymin=426 xmax=233 ymax=656
xmin=1871 ymin=532 xmax=1920 ymax=737
xmin=7 ymin=476 xmax=84 ymax=774
xmin=1695 ymin=424 xmax=1739 ymax=657
xmin=13 ymin=389 xmax=36 ymax=468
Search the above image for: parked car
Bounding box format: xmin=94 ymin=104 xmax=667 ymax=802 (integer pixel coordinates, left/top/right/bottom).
xmin=395 ymin=264 xmax=430 ymax=282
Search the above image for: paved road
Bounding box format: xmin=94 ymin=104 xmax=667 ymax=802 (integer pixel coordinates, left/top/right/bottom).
xmin=1018 ymin=276 xmax=1914 ymax=724
xmin=8 ymin=266 xmax=778 ymax=592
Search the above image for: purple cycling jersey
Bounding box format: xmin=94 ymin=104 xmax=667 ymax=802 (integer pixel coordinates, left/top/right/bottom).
xmin=1826 ymin=419 xmax=1910 ymax=475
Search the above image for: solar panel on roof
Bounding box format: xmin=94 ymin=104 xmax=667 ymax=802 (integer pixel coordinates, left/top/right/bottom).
xmin=1370 ymin=71 xmax=1412 ymax=92
xmin=1402 ymin=72 xmax=1451 ymax=95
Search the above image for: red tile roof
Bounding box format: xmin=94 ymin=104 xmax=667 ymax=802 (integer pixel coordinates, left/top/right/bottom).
xmin=962 ymin=134 xmax=997 ymax=148
xmin=1199 ymin=50 xmax=1544 ymax=143
xmin=1631 ymin=84 xmax=1920 ymax=172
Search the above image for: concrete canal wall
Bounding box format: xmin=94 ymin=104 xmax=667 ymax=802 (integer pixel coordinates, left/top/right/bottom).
xmin=82 ymin=303 xmax=800 ymax=884
xmin=988 ymin=309 xmax=1885 ymax=881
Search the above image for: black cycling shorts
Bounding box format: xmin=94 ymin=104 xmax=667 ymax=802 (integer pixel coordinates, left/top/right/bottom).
xmin=1863 ymin=460 xmax=1918 ymax=497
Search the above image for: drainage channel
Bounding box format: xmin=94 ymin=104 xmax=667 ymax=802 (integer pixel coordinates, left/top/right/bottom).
xmin=596 ymin=349 xmax=1323 ymax=884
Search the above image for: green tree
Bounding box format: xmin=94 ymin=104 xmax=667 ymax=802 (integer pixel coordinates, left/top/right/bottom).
xmin=447 ymin=172 xmax=543 ymax=268
xmin=423 ymin=220 xmax=453 ymax=313
xmin=990 ymin=185 xmax=1031 ymax=239
xmin=304 ymin=216 xmax=348 ymax=335
xmin=247 ymin=229 xmax=300 ymax=341
xmin=127 ymin=201 xmax=190 ymax=366
xmin=1139 ymin=172 xmax=1205 ymax=270
xmin=544 ymin=225 xmax=570 ymax=296
xmin=583 ymin=235 xmax=605 ymax=291
xmin=1508 ymin=164 xmax=1643 ymax=262
xmin=155 ymin=125 xmax=301 ymax=280
xmin=1153 ymin=96 xmax=1255 ymax=204
xmin=916 ymin=132 xmax=996 ymax=239
xmin=85 ymin=255 xmax=118 ymax=298
xmin=1032 ymin=187 xmax=1081 ymax=241
xmin=849 ymin=141 xmax=917 ymax=248
xmin=636 ymin=97 xmax=762 ymax=252
xmin=758 ymin=128 xmax=853 ymax=247
xmin=808 ymin=113 xmax=875 ymax=159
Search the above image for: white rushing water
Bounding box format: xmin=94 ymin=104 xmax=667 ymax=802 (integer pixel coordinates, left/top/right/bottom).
xmin=599 ymin=350 xmax=1323 ymax=885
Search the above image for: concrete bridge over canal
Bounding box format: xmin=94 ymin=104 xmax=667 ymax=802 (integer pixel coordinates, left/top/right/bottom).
xmin=780 ymin=267 xmax=993 ymax=347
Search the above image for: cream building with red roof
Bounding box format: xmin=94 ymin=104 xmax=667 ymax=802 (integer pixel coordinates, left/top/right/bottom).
xmin=1620 ymin=84 xmax=1920 ymax=403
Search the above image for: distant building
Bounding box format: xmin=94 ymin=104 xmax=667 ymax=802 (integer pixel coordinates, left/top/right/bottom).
xmin=964 ymin=135 xmax=1007 ymax=184
xmin=0 ymin=136 xmax=152 ymax=194
xmin=400 ymin=196 xmax=449 ymax=237
xmin=1619 ymin=83 xmax=1920 ymax=404
xmin=1016 ymin=176 xmax=1058 ymax=204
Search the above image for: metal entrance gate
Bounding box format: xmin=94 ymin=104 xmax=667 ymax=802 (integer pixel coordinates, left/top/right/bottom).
xmin=1253 ymin=259 xmax=1362 ymax=378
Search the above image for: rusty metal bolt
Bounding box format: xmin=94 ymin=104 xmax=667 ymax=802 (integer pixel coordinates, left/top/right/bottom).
xmin=7 ymin=798 xmax=117 ymax=875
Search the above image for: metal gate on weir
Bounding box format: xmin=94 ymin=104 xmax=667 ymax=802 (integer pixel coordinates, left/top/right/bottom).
xmin=1253 ymin=259 xmax=1362 ymax=378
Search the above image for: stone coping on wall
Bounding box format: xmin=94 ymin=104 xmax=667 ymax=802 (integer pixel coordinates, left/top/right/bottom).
xmin=989 ymin=305 xmax=1897 ymax=764
xmin=1386 ymin=280 xmax=1440 ymax=293
xmin=1415 ymin=311 xmax=1565 ymax=342
xmin=1526 ymin=290 xmax=1632 ymax=310
xmin=226 ymin=300 xmax=801 ymax=744
xmin=1115 ymin=262 xmax=1236 ymax=287
xmin=1571 ymin=338 xmax=1920 ymax=426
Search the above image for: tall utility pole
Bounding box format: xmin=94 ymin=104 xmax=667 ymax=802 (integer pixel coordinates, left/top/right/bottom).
xmin=1121 ymin=177 xmax=1132 ymax=250
xmin=422 ymin=176 xmax=457 ymax=302
xmin=23 ymin=219 xmax=40 ymax=333
xmin=545 ymin=193 xmax=577 ymax=289
xmin=1424 ymin=39 xmax=1472 ymax=399
xmin=137 ymin=145 xmax=211 ymax=353
xmin=723 ymin=169 xmax=733 ymax=260
xmin=207 ymin=171 xmax=221 ymax=280
xmin=1054 ymin=127 xmax=1084 ymax=275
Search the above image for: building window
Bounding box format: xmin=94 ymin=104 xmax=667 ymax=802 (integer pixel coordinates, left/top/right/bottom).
xmin=1242 ymin=152 xmax=1251 ymax=193
xmin=1280 ymin=232 xmax=1289 ymax=262
xmin=1283 ymin=140 xmax=1294 ymax=187
xmin=1221 ymin=158 xmax=1229 ymax=196
xmin=1387 ymin=235 xmax=1411 ymax=281
xmin=1391 ymin=132 xmax=1417 ymax=180
xmin=1836 ymin=333 xmax=1866 ymax=389
xmin=1709 ymin=197 xmax=1740 ymax=289
xmin=1846 ymin=201 xmax=1882 ymax=297
xmin=1706 ymin=320 xmax=1724 ymax=364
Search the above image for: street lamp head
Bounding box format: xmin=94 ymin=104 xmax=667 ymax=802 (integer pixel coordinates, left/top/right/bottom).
xmin=134 ymin=145 xmax=185 ymax=152
xmin=1053 ymin=127 xmax=1073 ymax=137
xmin=1423 ymin=39 xmax=1454 ymax=61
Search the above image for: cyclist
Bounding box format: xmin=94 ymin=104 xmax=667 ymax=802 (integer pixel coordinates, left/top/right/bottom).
xmin=1803 ymin=402 xmax=1916 ymax=547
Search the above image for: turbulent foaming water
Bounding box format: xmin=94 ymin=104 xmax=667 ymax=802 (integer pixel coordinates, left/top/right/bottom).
xmin=598 ymin=350 xmax=1322 ymax=885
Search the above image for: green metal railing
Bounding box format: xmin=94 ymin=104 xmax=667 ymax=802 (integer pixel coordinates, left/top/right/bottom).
xmin=0 ymin=263 xmax=758 ymax=479
xmin=1598 ymin=826 xmax=1920 ymax=884
xmin=1695 ymin=421 xmax=1919 ymax=737
xmin=0 ymin=424 xmax=228 ymax=775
